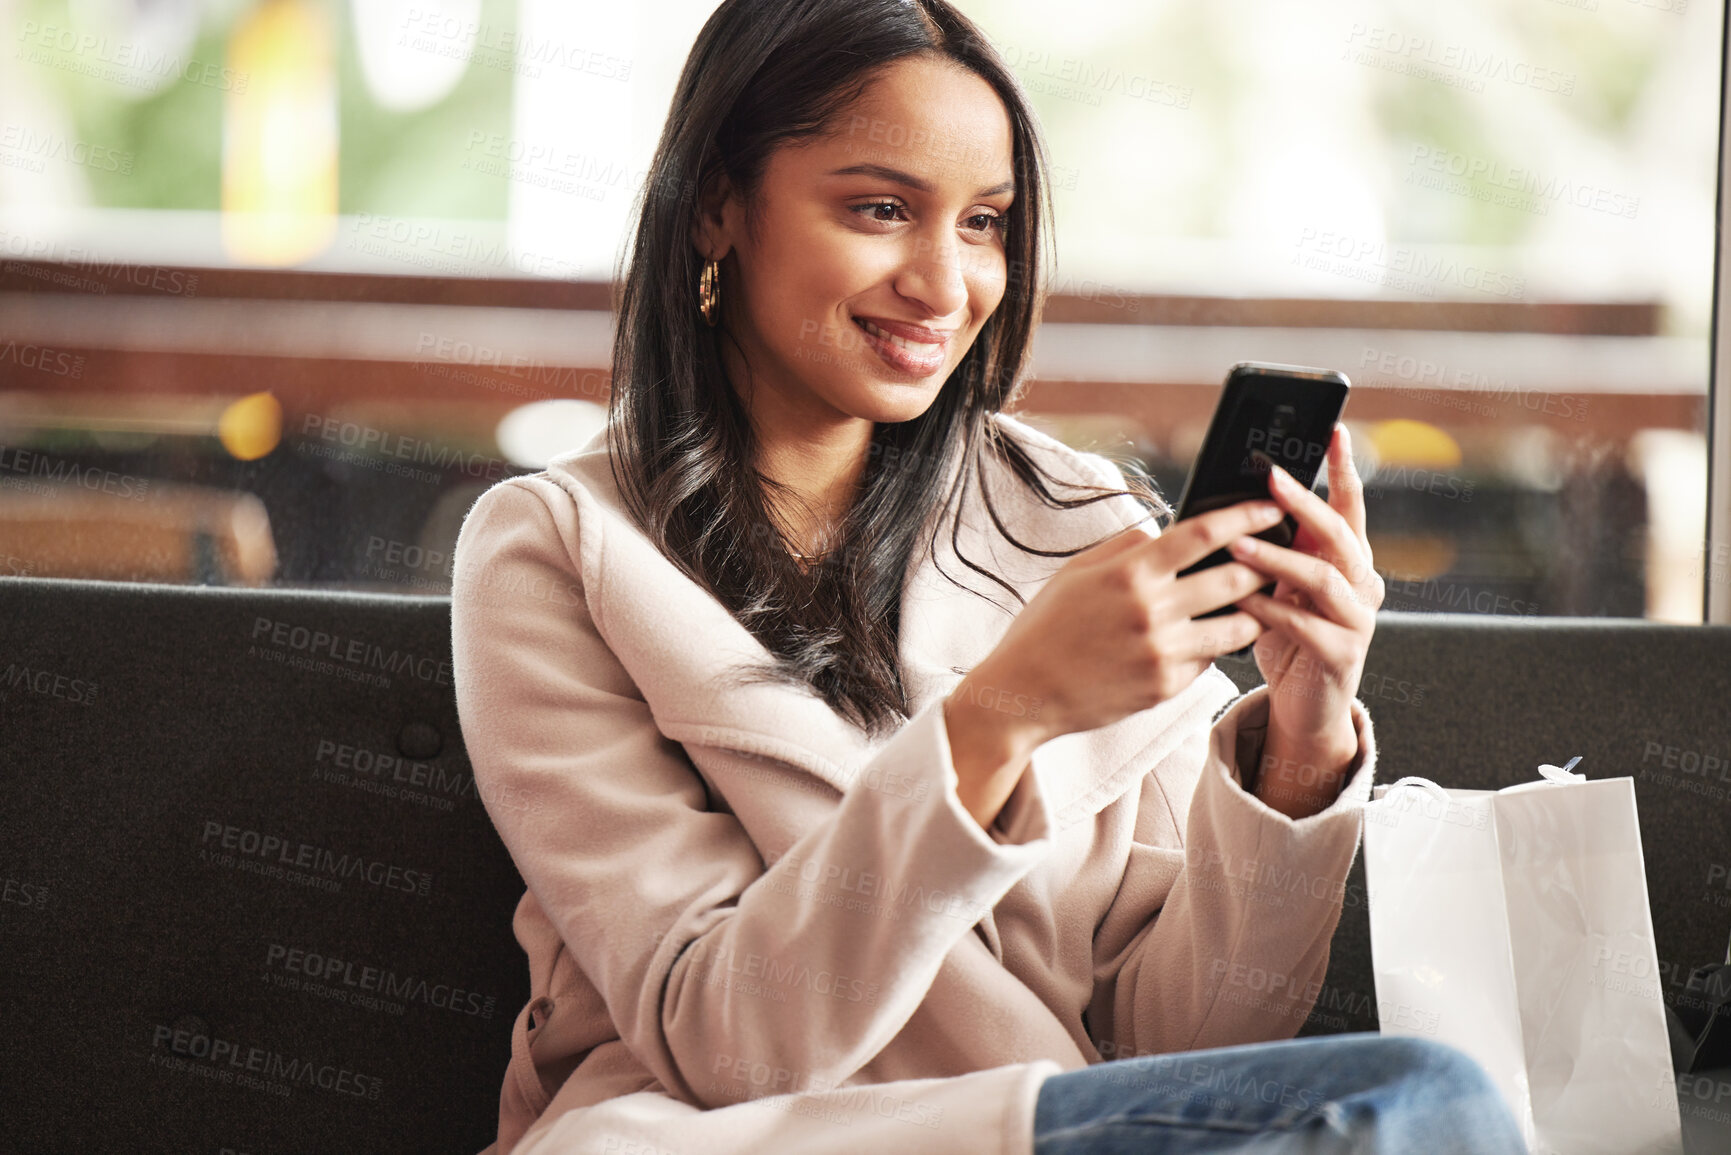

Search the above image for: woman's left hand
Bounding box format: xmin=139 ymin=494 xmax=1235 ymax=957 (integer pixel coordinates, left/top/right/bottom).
xmin=1225 ymin=423 xmax=1383 ymax=815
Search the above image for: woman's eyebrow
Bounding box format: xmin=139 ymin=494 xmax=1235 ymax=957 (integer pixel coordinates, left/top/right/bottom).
xmin=826 ymin=162 xmax=1014 ymax=199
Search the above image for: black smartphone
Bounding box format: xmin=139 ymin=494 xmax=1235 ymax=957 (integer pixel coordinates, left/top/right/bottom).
xmin=1173 ymin=362 xmax=1352 ymax=634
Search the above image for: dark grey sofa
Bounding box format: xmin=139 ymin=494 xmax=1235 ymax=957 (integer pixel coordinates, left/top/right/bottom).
xmin=3 ymin=577 xmax=1729 ymax=1153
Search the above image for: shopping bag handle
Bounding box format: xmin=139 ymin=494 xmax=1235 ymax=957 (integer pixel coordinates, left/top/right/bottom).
xmin=1536 ymin=755 xmax=1585 ymax=783
xmin=1378 ymin=757 xmax=1584 ymax=803
xmin=1383 ymin=776 xmax=1452 ymax=802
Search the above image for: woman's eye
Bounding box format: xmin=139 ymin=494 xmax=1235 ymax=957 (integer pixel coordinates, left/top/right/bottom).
xmin=850 ymin=201 xmax=1007 ymax=236
xmin=853 ymin=201 xmax=906 ymax=223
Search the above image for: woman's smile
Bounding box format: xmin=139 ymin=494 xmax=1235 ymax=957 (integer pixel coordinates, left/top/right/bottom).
xmin=851 ymin=315 xmax=956 ymax=376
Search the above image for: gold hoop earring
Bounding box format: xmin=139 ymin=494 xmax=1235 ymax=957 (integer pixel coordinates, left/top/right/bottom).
xmin=698 ymin=258 xmax=720 ymax=327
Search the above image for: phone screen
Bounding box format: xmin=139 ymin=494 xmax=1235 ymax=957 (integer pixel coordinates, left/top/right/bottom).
xmin=1175 ymin=363 xmax=1351 ymax=614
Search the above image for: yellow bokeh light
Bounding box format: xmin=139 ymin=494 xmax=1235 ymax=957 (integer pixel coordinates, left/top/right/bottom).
xmin=1368 ymin=419 xmax=1462 ymax=468
xmin=1369 ymin=535 xmax=1459 ymax=581
xmin=218 ymin=392 xmax=284 ymax=461
xmin=221 ymin=0 xmax=338 ymax=266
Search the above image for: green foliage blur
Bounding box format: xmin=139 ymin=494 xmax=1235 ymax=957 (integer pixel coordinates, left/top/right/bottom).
xmin=13 ymin=0 xmax=513 ymax=219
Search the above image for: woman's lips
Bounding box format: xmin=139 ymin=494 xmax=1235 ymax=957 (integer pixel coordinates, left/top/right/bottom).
xmin=853 ymin=316 xmax=951 ymax=376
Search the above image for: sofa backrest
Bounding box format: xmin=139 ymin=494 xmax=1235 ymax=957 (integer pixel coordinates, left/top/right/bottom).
xmin=6 ymin=578 xmax=1730 ymax=1151
xmin=0 ymin=578 xmax=526 ymax=1155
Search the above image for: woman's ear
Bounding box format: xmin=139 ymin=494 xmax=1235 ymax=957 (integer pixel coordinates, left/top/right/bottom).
xmin=690 ymin=169 xmax=737 ymax=262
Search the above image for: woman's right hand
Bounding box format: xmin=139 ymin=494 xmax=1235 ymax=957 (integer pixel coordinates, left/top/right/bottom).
xmin=943 ymin=499 xmax=1288 ymax=828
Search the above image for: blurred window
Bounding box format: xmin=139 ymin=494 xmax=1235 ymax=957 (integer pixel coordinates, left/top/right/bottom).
xmin=0 ymin=0 xmax=1720 ymax=620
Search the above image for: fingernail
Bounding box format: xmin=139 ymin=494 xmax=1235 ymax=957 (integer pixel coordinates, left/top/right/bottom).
xmin=1229 ymin=536 xmax=1258 ymax=556
xmin=1252 ymin=500 xmax=1282 ymax=519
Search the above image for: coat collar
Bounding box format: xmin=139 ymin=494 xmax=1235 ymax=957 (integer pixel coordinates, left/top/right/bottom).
xmin=540 ymin=416 xmax=1237 ymax=829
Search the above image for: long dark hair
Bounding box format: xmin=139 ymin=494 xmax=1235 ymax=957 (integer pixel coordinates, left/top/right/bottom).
xmin=608 ymin=0 xmax=1164 ymax=740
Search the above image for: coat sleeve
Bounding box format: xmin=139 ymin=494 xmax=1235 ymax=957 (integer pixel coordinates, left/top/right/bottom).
xmin=450 ymin=476 xmax=1058 ymax=1112
xmin=1058 ymin=445 xmax=1378 ymax=1059
xmin=1088 ymin=680 xmax=1376 ymax=1061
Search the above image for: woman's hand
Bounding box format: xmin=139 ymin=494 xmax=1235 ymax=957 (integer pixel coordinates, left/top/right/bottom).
xmin=945 ymin=499 xmax=1286 ymax=827
xmin=1226 ymin=424 xmax=1383 ymax=818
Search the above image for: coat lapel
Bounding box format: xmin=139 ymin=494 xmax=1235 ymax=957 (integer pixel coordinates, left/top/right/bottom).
xmin=543 ymin=423 xmax=1239 ymax=829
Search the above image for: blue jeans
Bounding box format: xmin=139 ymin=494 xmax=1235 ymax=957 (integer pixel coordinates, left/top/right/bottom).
xmin=1032 ymin=1034 xmax=1527 ymax=1154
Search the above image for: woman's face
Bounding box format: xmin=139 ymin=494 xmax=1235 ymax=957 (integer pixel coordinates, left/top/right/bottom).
xmin=699 ymin=54 xmax=1018 ymax=428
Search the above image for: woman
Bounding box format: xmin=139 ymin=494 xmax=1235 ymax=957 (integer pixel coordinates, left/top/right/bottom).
xmin=450 ymin=1 xmax=1527 ymax=1152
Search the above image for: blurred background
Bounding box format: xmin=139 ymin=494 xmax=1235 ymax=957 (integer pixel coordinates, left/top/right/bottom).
xmin=0 ymin=0 xmax=1719 ymax=620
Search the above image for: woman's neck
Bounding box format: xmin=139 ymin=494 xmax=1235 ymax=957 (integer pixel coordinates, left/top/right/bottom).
xmin=752 ymin=413 xmax=874 ymax=555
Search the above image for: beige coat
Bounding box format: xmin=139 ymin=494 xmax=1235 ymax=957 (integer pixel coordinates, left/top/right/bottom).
xmin=449 ymin=412 xmax=1378 ymax=1155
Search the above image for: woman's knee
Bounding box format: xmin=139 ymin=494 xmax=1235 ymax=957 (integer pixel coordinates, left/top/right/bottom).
xmin=1319 ymin=1036 xmax=1525 ymax=1151
xmin=1352 ymin=1036 xmax=1501 ymax=1098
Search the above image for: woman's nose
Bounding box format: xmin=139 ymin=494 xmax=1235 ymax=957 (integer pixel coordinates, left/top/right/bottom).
xmin=892 ymin=233 xmax=972 ymax=319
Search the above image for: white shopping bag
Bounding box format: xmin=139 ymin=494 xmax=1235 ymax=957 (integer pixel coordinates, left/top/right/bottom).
xmin=1363 ymin=759 xmax=1683 ymax=1155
